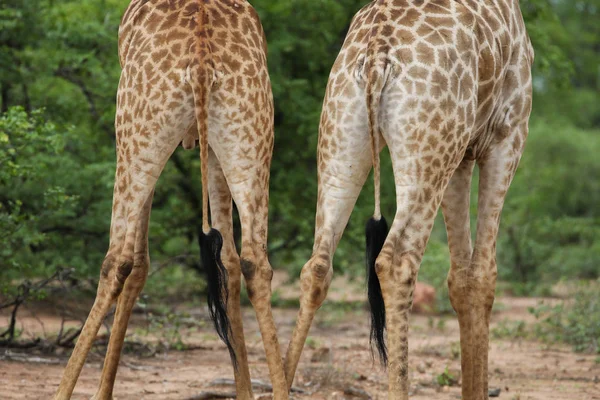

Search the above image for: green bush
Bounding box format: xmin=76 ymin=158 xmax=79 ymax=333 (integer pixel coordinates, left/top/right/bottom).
xmin=499 ymin=121 xmax=600 ymax=284
xmin=0 ymin=108 xmax=78 ymax=295
xmin=0 ymin=0 xmax=599 ymax=304
xmin=530 ymin=281 xmax=600 ymax=354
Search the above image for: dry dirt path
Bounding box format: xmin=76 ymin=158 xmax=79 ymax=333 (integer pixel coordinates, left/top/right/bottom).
xmin=1 ymin=286 xmax=599 ymax=399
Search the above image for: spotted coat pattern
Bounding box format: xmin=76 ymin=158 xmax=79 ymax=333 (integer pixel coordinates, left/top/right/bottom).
xmin=53 ymin=1 xmax=288 ymax=399
xmin=285 ymin=1 xmax=533 ymax=400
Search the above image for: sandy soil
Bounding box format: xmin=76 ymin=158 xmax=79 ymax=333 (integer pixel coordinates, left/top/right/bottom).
xmin=1 ymin=277 xmax=599 ymax=400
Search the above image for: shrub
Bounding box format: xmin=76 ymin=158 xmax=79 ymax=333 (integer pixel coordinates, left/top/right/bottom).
xmin=530 ymin=280 xmax=600 ymax=354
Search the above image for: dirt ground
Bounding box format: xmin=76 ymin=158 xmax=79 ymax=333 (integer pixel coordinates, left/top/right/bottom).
xmin=1 ymin=275 xmax=599 ymax=400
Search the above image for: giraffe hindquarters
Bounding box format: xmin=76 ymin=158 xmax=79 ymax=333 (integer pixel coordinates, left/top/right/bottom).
xmin=446 ymin=122 xmax=528 ymax=400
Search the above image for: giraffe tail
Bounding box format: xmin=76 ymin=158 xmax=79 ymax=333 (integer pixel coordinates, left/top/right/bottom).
xmin=365 ymin=215 xmax=389 ymax=365
xmin=364 ymin=39 xmax=390 ymax=366
xmin=191 ymin=6 xmax=236 ymax=367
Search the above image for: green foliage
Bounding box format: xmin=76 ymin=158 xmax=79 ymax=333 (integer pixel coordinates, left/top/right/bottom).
xmin=530 ymin=281 xmax=600 ymax=354
xmin=521 ymin=0 xmax=574 ymax=87
xmin=0 ymin=108 xmax=78 ymax=294
xmin=499 ymin=121 xmax=600 ymax=284
xmin=491 ymin=320 xmax=528 ymax=340
xmin=527 ymin=0 xmax=600 ymax=128
xmin=0 ymin=0 xmax=598 ymax=310
xmin=436 ymin=366 xmax=457 ymax=387
xmin=450 ymin=341 xmax=461 ymax=360
xmin=254 ymin=0 xmax=366 ymax=268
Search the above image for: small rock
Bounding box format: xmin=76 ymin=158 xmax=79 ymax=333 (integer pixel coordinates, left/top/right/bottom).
xmin=416 ymin=362 xmax=427 ymax=373
xmin=489 ymin=387 xmax=501 ymax=397
xmin=344 ymin=386 xmax=371 ymax=399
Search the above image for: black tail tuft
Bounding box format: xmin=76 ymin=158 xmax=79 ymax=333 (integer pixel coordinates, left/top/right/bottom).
xmin=199 ymin=228 xmax=237 ymax=367
xmin=365 ymin=216 xmax=389 ymax=366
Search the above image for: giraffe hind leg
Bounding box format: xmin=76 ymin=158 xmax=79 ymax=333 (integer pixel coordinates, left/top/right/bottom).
xmin=206 ymin=148 xmax=254 ymax=399
xmin=234 ymin=187 xmax=289 ymax=400
xmin=93 ymin=190 xmax=154 ymax=400
xmin=208 ymin=140 xmax=288 ymax=399
xmin=53 ymin=121 xmax=185 ymax=399
xmin=441 ymin=158 xmax=476 ymax=400
xmin=284 ymin=71 xmax=377 ymax=387
xmin=447 ymin=123 xmax=528 ymax=400
xmin=54 ymin=183 xmax=157 ymax=400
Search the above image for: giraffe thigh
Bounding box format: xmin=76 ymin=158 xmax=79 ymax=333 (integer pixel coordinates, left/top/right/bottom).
xmin=291 ymin=88 xmax=374 ymax=356
xmin=305 ymin=73 xmax=379 ymax=300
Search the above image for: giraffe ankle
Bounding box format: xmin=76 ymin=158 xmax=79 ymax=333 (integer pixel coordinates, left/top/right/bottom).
xmin=448 ymin=266 xmax=496 ymax=315
xmin=299 ymin=255 xmax=333 ymax=308
xmin=240 ymin=258 xmax=273 ymax=305
xmin=97 ymin=253 xmax=135 ymax=300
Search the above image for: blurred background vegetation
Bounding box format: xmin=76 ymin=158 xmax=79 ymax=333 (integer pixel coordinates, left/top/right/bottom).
xmin=0 ymin=0 xmax=598 ymax=350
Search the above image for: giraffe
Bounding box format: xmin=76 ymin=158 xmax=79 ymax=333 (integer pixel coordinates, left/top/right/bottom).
xmin=53 ymin=0 xmax=289 ymax=399
xmin=284 ymin=0 xmax=533 ymax=399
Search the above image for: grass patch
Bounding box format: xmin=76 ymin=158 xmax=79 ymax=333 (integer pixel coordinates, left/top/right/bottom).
xmin=529 ymin=280 xmax=599 ymax=354
xmin=436 ymin=366 xmax=458 ymax=387
xmin=491 ymin=320 xmax=528 ymax=340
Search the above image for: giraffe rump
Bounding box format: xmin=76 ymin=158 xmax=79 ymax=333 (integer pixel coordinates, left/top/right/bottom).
xmin=365 ymin=216 xmax=389 ymax=365
xmin=199 ymin=229 xmax=236 ymax=367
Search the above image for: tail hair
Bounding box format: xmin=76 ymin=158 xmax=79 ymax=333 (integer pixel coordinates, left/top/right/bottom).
xmin=365 ymin=216 xmax=389 ymax=365
xmin=199 ymin=229 xmax=237 ymax=367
